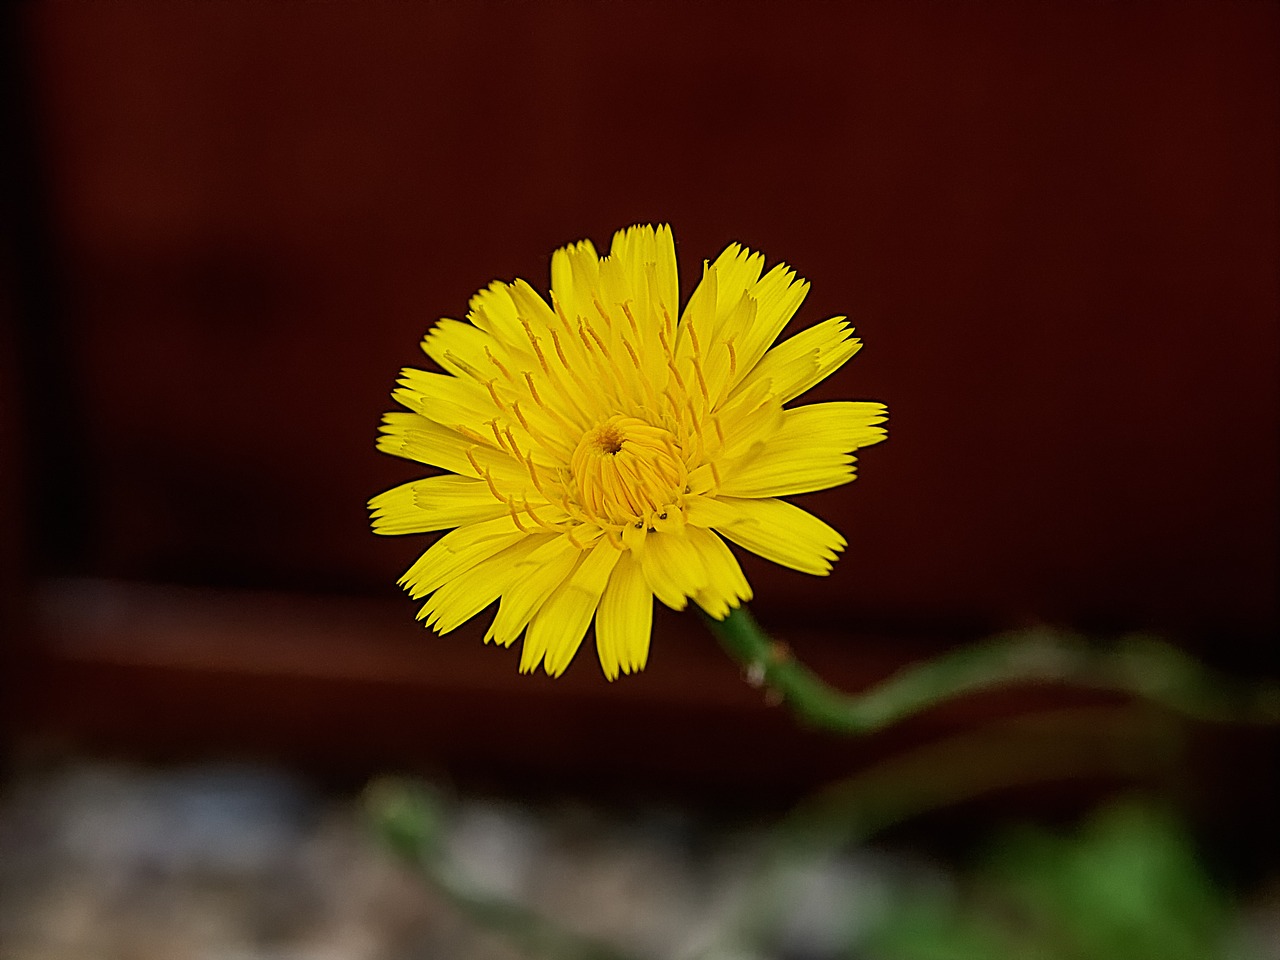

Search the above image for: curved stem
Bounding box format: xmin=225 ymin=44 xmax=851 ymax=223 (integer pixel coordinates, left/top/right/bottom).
xmin=699 ymin=705 xmax=1188 ymax=959
xmin=365 ymin=779 xmax=645 ymax=960
xmin=702 ymin=606 xmax=1280 ymax=734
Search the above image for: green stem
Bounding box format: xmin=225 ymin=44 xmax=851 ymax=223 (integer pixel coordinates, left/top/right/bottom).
xmin=703 ymin=606 xmax=1280 ymax=734
xmin=365 ymin=779 xmax=645 ymax=960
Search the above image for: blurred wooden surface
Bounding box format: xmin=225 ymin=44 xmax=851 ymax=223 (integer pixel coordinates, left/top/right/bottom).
xmin=13 ymin=577 xmax=1192 ymax=799
xmin=9 ymin=577 xmax=1274 ymax=869
xmin=16 ymin=578 xmax=941 ymax=787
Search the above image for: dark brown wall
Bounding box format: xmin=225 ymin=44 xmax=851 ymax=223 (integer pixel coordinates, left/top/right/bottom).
xmin=13 ymin=1 xmax=1279 ymax=653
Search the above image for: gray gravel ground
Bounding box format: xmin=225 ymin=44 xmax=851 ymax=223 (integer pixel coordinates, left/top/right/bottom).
xmin=4 ymin=761 xmax=1275 ymax=960
xmin=0 ymin=760 xmax=913 ymax=960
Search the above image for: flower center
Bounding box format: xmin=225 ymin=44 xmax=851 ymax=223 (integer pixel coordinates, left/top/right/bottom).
xmin=571 ymin=415 xmax=687 ymax=526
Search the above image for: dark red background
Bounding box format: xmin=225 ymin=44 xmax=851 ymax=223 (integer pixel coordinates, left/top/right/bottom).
xmin=2 ymin=2 xmax=1276 ymax=796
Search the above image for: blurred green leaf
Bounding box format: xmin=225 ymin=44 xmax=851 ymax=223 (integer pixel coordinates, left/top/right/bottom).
xmin=868 ymin=800 xmax=1248 ymax=960
xmin=362 ymin=776 xmax=447 ymax=864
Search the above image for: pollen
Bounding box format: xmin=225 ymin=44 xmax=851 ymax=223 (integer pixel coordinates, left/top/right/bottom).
xmin=571 ymin=416 xmax=687 ymax=527
xmin=593 ymin=423 xmax=624 ymax=455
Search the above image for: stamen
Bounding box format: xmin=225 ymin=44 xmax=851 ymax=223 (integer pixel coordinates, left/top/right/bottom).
xmin=523 ymin=500 xmax=556 ymax=531
xmin=482 ymin=469 xmax=508 ymax=504
xmin=583 ymin=322 xmax=612 ymax=360
xmin=532 ymin=328 xmax=598 ymax=429
xmin=659 ymin=331 xmax=689 ymax=397
xmin=665 ymin=354 xmax=688 ymax=394
xmin=552 ymin=293 xmax=575 ymax=335
xmin=526 ymin=458 xmax=549 ymax=497
xmin=657 ymin=328 xmax=674 ymax=361
xmin=485 ymin=346 xmax=513 ymax=381
xmin=509 ymin=505 xmax=530 ymax=533
xmin=692 ymin=355 xmax=710 ymax=404
xmin=535 ymin=395 xmax=584 ymax=441
xmin=559 ymin=347 xmax=596 ymax=404
xmin=485 ymin=379 xmax=507 ymax=411
xmin=509 ymin=408 xmax=562 ymax=472
xmin=688 ymin=398 xmax=706 ymax=463
xmin=726 ymin=337 xmax=738 ymax=377
xmin=620 ymin=301 xmax=641 ymax=340
xmin=511 ymin=400 xmax=531 ymax=432
xmin=488 ymin=420 xmax=509 ymax=451
xmin=445 ymin=351 xmax=482 ymax=379
xmin=616 ymin=467 xmax=652 ymax=516
xmin=621 ymin=336 xmax=642 ymax=370
xmin=549 ymin=328 xmax=571 ymax=369
xmin=663 ymin=388 xmax=685 ymax=429
xmin=522 ymin=371 xmax=543 ymax=406
xmin=520 ymin=319 xmax=552 ymax=374
xmin=457 ymin=424 xmax=493 ymax=447
xmin=503 ymin=426 xmax=523 ymax=462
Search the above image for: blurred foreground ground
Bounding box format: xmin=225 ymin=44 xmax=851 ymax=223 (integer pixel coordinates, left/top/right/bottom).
xmin=2 ymin=759 xmax=1278 ymax=960
xmin=0 ymin=759 xmax=843 ymax=960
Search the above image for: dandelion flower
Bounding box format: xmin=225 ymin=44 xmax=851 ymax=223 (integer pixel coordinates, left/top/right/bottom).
xmin=370 ymin=225 xmax=886 ymax=679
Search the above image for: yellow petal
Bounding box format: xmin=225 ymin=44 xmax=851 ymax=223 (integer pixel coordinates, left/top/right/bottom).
xmin=523 ymin=539 xmax=622 ymax=676
xmin=639 ymin=530 xmax=709 ymax=611
xmin=710 ymin=244 xmax=766 ymax=331
xmin=734 ymin=316 xmax=862 ymax=404
xmin=683 ymin=493 xmax=744 ymax=528
xmin=609 ymin=224 xmax=678 ymax=322
xmin=416 ymin=534 xmax=548 ymax=633
xmin=369 ymin=475 xmax=507 ymax=535
xmin=467 ymin=280 xmax=524 ymax=345
xmin=486 ymin=534 xmax=582 ymax=647
xmin=712 ymin=401 xmax=886 ymax=498
xmin=710 ymin=374 xmax=785 ymax=462
xmin=398 ymin=514 xmax=527 ymax=599
xmin=729 ymin=263 xmax=809 ymax=389
xmin=781 ymin=401 xmax=888 ymax=450
xmin=550 ymin=238 xmax=601 ymax=327
xmin=685 ymin=526 xmax=753 ymax=619
xmin=375 ymin=412 xmax=483 ymax=477
xmin=506 ymin=278 xmax=560 ymax=332
xmin=393 ymin=368 xmax=496 ymax=425
xmin=679 ymin=256 xmax=717 ymax=343
xmin=595 ymin=551 xmax=653 ymax=680
xmin=420 ymin=317 xmax=499 ymax=381
xmin=651 ymin=224 xmax=680 ymax=323
xmin=714 ymin=453 xmax=855 ymax=499
xmin=712 ymin=496 xmax=846 ymax=575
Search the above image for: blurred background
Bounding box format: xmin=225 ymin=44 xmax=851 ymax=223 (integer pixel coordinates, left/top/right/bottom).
xmin=1 ymin=2 xmax=1276 ymax=958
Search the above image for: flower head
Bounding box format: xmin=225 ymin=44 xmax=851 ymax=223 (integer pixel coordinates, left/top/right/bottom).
xmin=371 ymin=225 xmax=886 ymax=678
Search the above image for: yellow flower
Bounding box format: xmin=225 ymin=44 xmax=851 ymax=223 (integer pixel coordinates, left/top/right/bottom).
xmin=370 ymin=225 xmax=886 ymax=678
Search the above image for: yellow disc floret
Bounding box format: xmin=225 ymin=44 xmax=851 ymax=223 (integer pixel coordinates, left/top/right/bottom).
xmin=571 ymin=416 xmax=688 ymax=527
